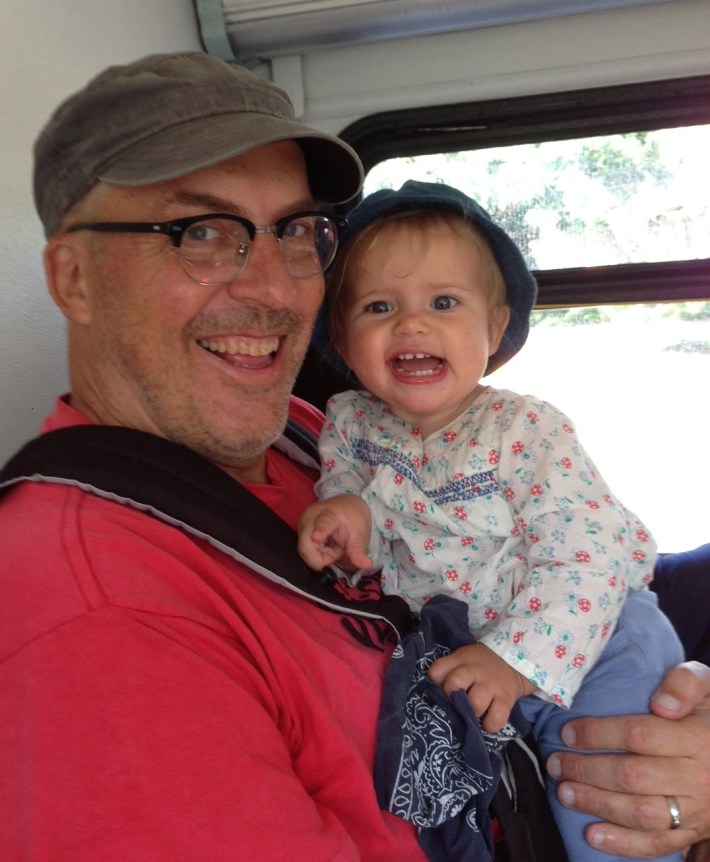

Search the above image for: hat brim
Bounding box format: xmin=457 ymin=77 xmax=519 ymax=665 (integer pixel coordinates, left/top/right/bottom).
xmin=98 ymin=112 xmax=363 ymax=205
xmin=314 ymin=180 xmax=538 ymax=378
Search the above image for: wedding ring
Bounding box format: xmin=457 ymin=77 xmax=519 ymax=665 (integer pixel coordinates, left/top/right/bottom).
xmin=666 ymin=795 xmax=681 ymax=830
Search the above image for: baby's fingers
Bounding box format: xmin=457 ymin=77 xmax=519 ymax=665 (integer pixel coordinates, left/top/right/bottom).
xmin=428 ymin=652 xmax=464 ymax=686
xmin=345 ymin=546 xmax=374 ymax=571
xmin=308 ymin=510 xmax=343 ymax=546
xmin=296 ymin=533 xmax=331 ymax=570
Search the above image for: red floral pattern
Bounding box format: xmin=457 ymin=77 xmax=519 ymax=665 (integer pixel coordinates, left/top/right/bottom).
xmin=316 ymin=387 xmax=657 ymax=706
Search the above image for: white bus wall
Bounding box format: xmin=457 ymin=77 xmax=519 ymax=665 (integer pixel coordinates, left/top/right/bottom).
xmin=0 ymin=1 xmax=201 ymax=463
xmin=267 ymin=0 xmax=710 ymax=135
xmin=1 ymin=0 xmax=709 ymax=463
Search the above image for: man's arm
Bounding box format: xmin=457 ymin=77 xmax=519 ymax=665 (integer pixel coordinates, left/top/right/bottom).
xmin=0 ymin=612 xmax=368 ymax=861
xmin=547 ymin=662 xmax=710 ymax=858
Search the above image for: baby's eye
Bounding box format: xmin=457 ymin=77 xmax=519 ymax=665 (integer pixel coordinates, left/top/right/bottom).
xmin=366 ymin=300 xmax=392 ymax=314
xmin=432 ymin=295 xmax=458 ymax=310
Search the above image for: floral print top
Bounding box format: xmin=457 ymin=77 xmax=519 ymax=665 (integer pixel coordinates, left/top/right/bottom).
xmin=316 ymin=387 xmax=656 ymax=707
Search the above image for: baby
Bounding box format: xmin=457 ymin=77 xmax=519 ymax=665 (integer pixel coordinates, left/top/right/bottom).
xmin=298 ymin=180 xmax=684 ymax=862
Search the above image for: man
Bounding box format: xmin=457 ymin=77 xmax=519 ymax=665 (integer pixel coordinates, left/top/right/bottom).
xmin=1 ymin=51 xmax=708 ymax=861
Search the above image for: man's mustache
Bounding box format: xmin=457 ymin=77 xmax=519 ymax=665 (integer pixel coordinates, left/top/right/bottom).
xmin=187 ymin=306 xmax=306 ymax=337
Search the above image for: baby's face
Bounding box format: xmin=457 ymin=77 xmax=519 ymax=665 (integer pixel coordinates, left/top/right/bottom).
xmin=340 ymin=222 xmax=509 ymax=439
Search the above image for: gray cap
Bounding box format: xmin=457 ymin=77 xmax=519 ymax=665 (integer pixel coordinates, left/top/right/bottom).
xmin=33 ymin=51 xmax=364 ymax=237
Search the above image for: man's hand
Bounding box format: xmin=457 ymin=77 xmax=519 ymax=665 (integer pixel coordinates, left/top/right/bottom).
xmin=546 ymin=661 xmax=710 ymax=858
xmin=428 ymin=642 xmax=536 ymax=732
xmin=297 ymin=494 xmax=374 ymax=572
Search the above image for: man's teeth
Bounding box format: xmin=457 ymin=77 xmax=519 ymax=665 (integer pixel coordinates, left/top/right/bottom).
xmin=199 ymin=336 xmax=279 ymax=356
xmin=398 ymin=353 xmax=430 ymax=360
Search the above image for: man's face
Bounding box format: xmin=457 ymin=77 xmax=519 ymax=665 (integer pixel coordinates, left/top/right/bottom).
xmin=60 ymin=141 xmax=324 ymax=480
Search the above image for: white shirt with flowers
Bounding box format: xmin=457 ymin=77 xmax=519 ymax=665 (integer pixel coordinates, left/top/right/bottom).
xmin=315 ymin=386 xmax=656 ymax=707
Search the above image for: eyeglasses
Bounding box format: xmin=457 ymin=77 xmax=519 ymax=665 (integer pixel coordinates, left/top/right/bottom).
xmin=66 ymin=211 xmax=347 ymax=286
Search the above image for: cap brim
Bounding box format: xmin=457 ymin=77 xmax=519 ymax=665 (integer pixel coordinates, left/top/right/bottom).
xmin=98 ymin=112 xmax=363 ymax=205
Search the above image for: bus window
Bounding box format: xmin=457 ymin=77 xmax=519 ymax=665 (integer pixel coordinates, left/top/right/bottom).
xmin=487 ymin=300 xmax=709 ymax=553
xmin=363 ymin=125 xmax=710 ymax=270
xmin=347 ymin=82 xmax=710 ymax=551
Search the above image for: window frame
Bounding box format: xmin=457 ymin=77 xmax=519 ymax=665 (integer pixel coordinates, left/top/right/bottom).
xmin=337 ymin=74 xmax=710 ymax=307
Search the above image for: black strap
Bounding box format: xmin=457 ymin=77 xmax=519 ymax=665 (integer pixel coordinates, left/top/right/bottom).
xmin=490 ymin=738 xmax=568 ymax=862
xmin=0 ymin=424 xmax=413 ymax=639
xmin=282 ymin=417 xmax=321 ymax=463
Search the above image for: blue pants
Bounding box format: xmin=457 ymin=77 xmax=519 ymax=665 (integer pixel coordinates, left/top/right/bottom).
xmin=521 ymin=590 xmax=685 ymax=862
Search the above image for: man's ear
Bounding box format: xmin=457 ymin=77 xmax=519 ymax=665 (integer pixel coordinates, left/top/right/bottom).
xmin=488 ymin=305 xmax=511 ymax=356
xmin=43 ymin=237 xmax=93 ymax=324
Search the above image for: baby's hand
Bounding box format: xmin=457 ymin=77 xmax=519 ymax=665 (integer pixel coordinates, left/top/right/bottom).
xmin=297 ymin=495 xmax=374 ymax=572
xmin=428 ymin=643 xmax=536 ymax=732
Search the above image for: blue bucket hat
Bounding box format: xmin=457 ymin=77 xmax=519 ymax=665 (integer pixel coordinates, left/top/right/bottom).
xmin=314 ymin=179 xmax=537 ymax=378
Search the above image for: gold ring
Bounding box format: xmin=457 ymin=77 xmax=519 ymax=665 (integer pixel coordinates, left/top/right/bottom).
xmin=666 ymin=795 xmax=681 ymax=830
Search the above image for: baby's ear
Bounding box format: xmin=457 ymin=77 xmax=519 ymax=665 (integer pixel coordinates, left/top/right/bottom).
xmin=44 ymin=237 xmax=93 ymax=324
xmin=488 ymin=305 xmax=511 ymax=355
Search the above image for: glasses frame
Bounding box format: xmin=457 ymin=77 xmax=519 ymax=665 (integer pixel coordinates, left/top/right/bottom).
xmin=66 ymin=211 xmax=348 ymax=284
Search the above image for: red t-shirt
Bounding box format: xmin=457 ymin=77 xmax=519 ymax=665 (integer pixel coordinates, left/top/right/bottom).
xmin=0 ymin=396 xmax=426 ymax=861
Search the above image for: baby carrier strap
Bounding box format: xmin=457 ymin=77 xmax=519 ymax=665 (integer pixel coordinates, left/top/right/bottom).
xmin=0 ymin=423 xmax=413 ymax=639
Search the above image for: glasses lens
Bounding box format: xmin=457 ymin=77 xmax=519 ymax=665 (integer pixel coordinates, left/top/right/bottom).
xmin=178 ymin=217 xmax=251 ymax=286
xmin=280 ymin=215 xmax=339 ymax=278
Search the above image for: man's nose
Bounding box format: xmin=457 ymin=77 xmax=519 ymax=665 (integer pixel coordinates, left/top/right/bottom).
xmin=224 ymin=232 xmax=301 ymax=306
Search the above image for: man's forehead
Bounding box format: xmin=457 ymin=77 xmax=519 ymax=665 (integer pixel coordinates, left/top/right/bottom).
xmin=97 ymin=143 xmax=315 ymax=218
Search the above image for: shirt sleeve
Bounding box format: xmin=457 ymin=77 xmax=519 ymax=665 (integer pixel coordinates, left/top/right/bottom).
xmin=288 ymin=392 xmax=326 ymax=436
xmin=314 ymin=391 xmax=386 ymax=569
xmin=0 ymin=609 xmax=369 ymax=862
xmin=478 ymin=394 xmax=656 ymax=706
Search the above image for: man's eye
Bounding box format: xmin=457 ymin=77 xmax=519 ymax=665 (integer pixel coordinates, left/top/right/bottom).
xmin=432 ymin=295 xmax=457 ymax=310
xmin=366 ymin=301 xmax=392 ymax=314
xmin=282 ymin=219 xmax=311 ymax=240
xmin=185 ymin=224 xmax=221 ymax=243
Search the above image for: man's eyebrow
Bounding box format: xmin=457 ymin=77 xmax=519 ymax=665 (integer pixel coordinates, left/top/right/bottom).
xmin=173 ymin=190 xmax=237 ymax=213
xmin=171 ymin=190 xmax=324 ymax=216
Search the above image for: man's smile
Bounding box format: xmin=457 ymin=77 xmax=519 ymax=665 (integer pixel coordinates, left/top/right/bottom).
xmin=198 ymin=334 xmax=280 ymax=357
